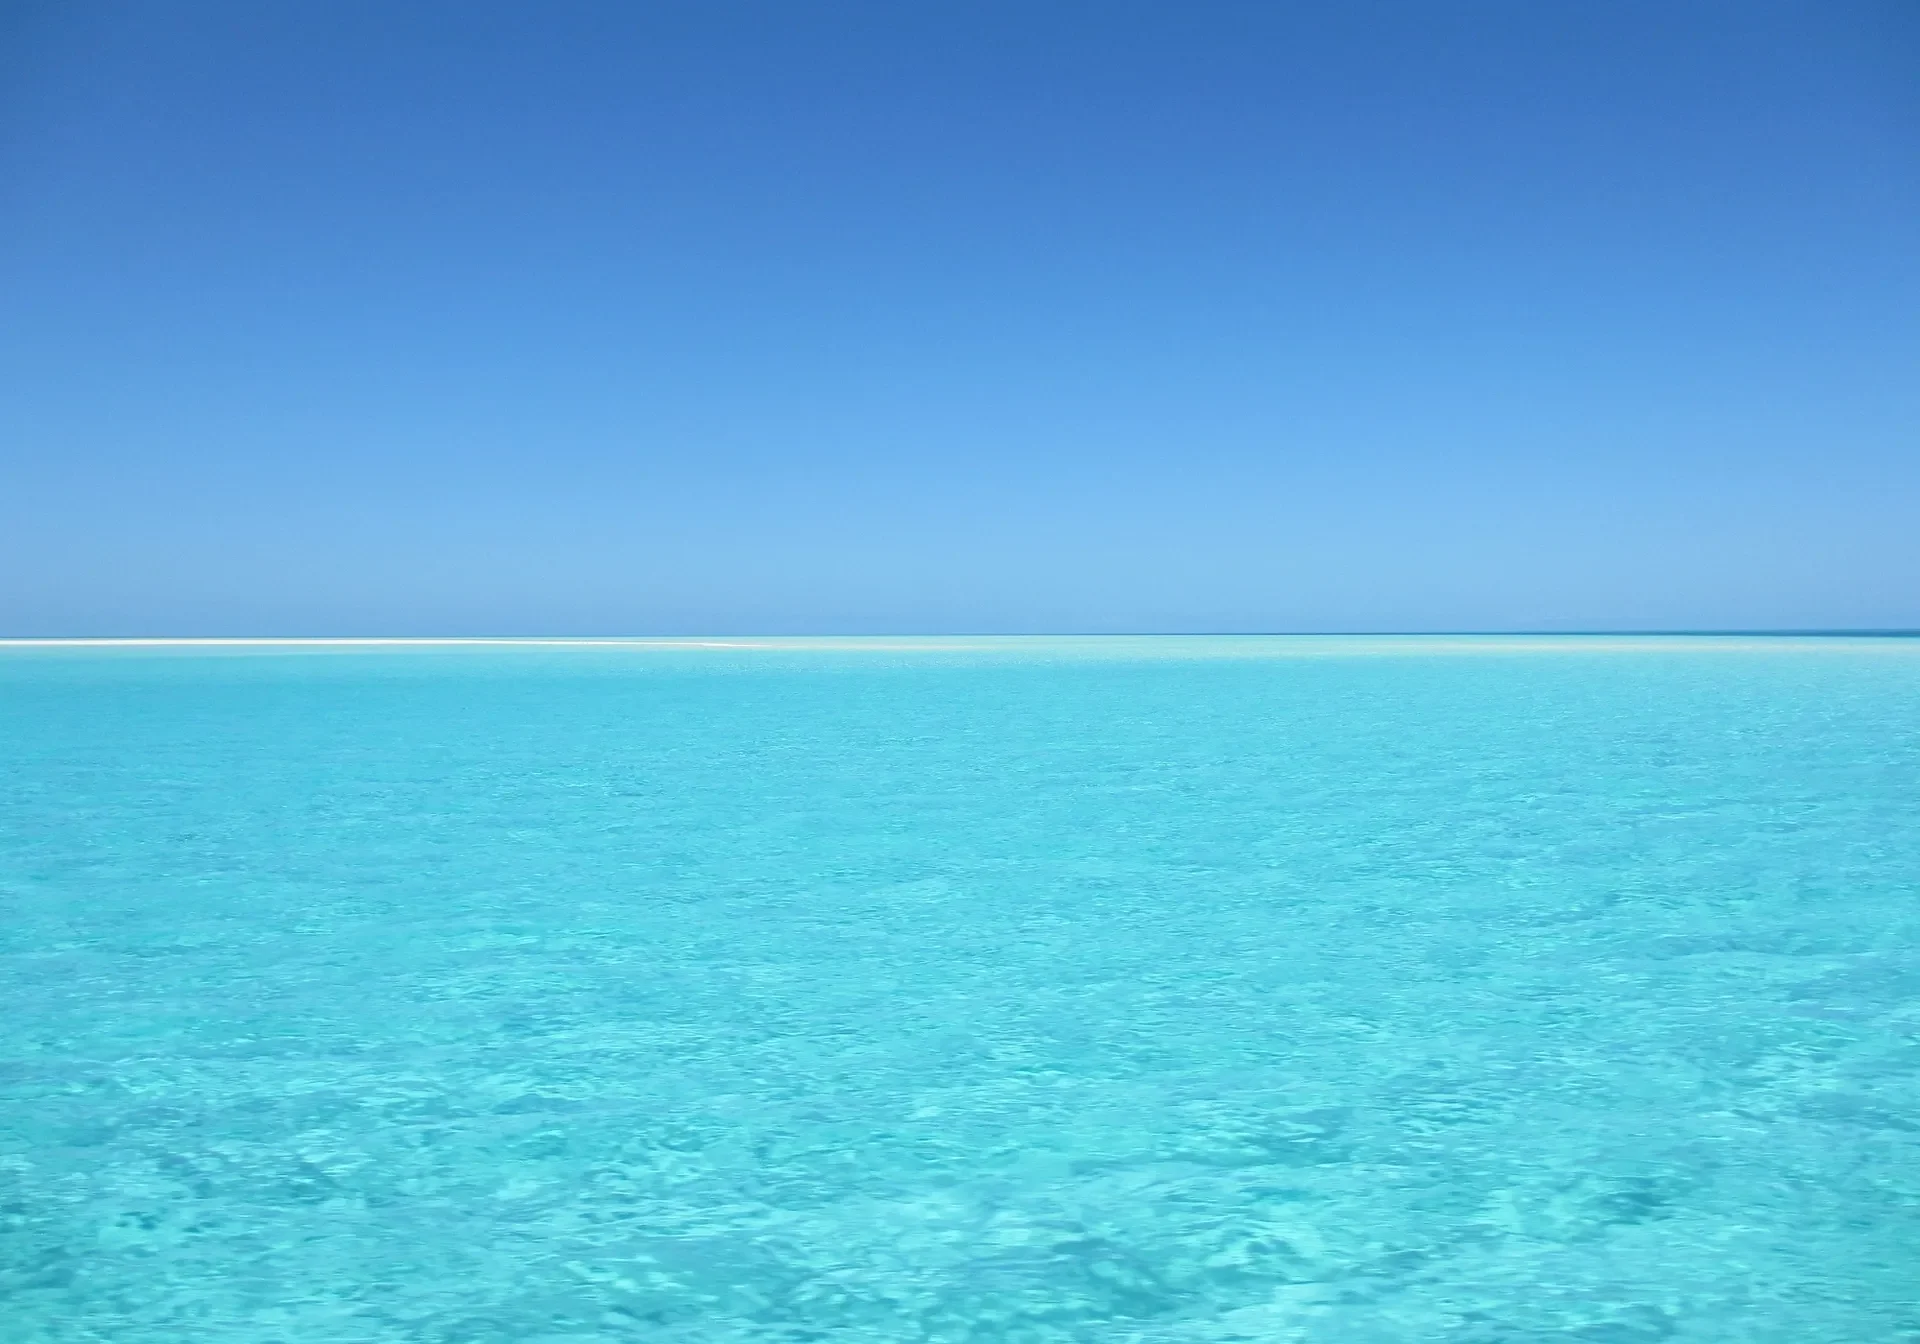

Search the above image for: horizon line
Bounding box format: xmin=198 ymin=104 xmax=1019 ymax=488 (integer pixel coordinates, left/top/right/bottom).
xmin=3 ymin=629 xmax=1918 ymax=648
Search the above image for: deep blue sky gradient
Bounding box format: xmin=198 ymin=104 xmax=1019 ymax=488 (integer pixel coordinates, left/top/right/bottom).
xmin=3 ymin=1 xmax=1916 ymax=633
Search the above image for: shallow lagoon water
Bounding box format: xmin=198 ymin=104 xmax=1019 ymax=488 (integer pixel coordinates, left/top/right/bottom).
xmin=2 ymin=637 xmax=1917 ymax=1341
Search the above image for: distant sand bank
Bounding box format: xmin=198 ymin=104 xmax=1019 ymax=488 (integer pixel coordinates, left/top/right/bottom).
xmin=2 ymin=635 xmax=1915 ymax=657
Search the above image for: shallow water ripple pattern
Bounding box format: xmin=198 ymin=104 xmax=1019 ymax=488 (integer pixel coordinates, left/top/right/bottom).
xmin=2 ymin=640 xmax=1917 ymax=1341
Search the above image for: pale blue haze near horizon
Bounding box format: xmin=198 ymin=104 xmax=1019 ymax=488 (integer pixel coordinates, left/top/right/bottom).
xmin=2 ymin=1 xmax=1916 ymax=634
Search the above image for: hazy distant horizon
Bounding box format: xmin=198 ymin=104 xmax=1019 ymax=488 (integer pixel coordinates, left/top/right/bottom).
xmin=6 ymin=629 xmax=1919 ymax=646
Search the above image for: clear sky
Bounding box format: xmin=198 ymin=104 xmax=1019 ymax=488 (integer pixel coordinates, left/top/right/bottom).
xmin=3 ymin=1 xmax=1915 ymax=635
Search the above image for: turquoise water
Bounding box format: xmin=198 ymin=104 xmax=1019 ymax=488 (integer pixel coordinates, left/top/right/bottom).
xmin=3 ymin=637 xmax=1917 ymax=1342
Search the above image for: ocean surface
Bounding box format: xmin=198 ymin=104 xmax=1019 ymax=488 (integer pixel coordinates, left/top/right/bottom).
xmin=2 ymin=636 xmax=1917 ymax=1343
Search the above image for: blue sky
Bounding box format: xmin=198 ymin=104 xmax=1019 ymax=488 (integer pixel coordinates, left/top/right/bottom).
xmin=3 ymin=1 xmax=1915 ymax=634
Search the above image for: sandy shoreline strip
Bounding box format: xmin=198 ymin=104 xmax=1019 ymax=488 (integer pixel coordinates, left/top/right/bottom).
xmin=0 ymin=637 xmax=762 ymax=648
xmin=2 ymin=635 xmax=1916 ymax=657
